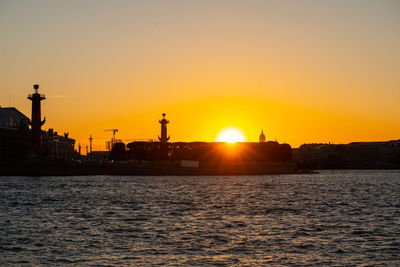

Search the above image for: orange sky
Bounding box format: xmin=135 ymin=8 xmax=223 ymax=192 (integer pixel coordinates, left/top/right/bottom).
xmin=1 ymin=1 xmax=399 ymax=150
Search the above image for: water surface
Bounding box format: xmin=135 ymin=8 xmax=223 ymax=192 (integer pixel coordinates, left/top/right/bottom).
xmin=1 ymin=170 xmax=399 ymax=265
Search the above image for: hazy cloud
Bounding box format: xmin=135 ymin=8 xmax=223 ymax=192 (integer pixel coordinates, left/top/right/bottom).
xmin=47 ymin=95 xmax=69 ymax=99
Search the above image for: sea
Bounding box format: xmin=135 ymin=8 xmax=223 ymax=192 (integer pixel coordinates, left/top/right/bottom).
xmin=1 ymin=170 xmax=399 ymax=266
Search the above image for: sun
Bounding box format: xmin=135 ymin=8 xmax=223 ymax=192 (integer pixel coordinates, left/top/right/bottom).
xmin=215 ymin=127 xmax=247 ymax=143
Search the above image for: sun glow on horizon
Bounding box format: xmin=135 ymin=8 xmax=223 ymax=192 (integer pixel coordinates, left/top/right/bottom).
xmin=215 ymin=127 xmax=247 ymax=143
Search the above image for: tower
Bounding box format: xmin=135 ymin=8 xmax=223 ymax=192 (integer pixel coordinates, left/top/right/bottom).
xmin=158 ymin=113 xmax=170 ymax=143
xmin=28 ymin=84 xmax=46 ymax=152
xmin=259 ymin=129 xmax=266 ymax=143
xmin=89 ymin=135 xmax=93 ymax=159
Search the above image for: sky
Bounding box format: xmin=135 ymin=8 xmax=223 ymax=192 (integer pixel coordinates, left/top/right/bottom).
xmin=1 ymin=0 xmax=399 ymax=150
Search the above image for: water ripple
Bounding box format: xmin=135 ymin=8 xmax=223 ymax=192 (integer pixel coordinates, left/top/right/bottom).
xmin=0 ymin=170 xmax=399 ymax=265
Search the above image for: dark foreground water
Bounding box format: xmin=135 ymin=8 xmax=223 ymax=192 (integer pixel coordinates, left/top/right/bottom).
xmin=1 ymin=171 xmax=399 ymax=266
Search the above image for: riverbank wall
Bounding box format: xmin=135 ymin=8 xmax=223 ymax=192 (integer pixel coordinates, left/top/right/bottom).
xmin=0 ymin=161 xmax=300 ymax=176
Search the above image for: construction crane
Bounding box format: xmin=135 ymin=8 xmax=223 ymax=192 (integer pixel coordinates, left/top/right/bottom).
xmin=105 ymin=129 xmax=119 ymax=151
xmin=105 ymin=129 xmax=118 ymax=139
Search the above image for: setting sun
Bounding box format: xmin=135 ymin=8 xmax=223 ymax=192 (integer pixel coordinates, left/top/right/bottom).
xmin=215 ymin=127 xmax=247 ymax=143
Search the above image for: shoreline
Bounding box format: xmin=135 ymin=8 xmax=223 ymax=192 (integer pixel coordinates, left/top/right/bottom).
xmin=0 ymin=161 xmax=307 ymax=176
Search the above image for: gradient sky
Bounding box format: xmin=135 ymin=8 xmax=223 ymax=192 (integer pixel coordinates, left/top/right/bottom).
xmin=1 ymin=0 xmax=399 ymax=150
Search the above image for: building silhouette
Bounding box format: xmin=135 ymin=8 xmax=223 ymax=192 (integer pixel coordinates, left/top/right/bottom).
xmin=0 ymin=107 xmax=31 ymax=160
xmin=293 ymin=140 xmax=400 ymax=169
xmin=42 ymin=129 xmax=75 ymax=160
xmin=126 ymin=140 xmax=292 ymax=163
